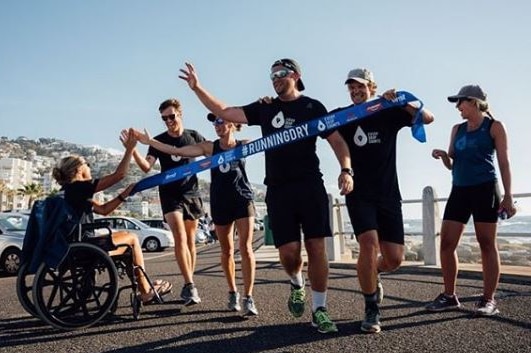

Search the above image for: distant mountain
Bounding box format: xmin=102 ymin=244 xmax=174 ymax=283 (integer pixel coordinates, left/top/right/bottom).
xmin=0 ymin=136 xmax=114 ymax=160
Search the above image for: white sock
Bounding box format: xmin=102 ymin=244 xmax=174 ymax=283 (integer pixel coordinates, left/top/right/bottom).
xmin=312 ymin=290 xmax=327 ymax=312
xmin=290 ymin=272 xmax=304 ymax=288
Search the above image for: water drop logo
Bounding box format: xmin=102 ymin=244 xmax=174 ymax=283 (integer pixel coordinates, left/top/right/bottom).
xmin=217 ymin=155 xmax=225 ymax=165
xmin=354 ymin=126 xmax=368 ymax=146
xmin=455 ymin=135 xmax=466 ymax=151
xmin=219 ymin=163 xmax=231 ymax=173
xmin=272 ymin=111 xmax=285 ymax=128
xmin=171 ymin=155 xmax=182 ymax=162
xmin=317 ymin=120 xmax=326 ymax=132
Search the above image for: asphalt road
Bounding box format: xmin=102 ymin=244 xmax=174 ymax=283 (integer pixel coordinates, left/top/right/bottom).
xmin=1 ymin=234 xmax=530 ymax=353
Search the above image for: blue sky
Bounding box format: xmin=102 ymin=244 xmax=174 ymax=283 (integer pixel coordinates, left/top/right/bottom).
xmin=1 ymin=1 xmax=530 ymax=216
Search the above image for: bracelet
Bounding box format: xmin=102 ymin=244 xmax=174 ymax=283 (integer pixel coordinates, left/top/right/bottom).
xmin=118 ymin=194 xmax=126 ymax=202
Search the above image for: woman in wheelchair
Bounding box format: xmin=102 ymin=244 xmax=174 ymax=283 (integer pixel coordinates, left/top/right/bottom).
xmin=52 ymin=148 xmax=172 ymax=304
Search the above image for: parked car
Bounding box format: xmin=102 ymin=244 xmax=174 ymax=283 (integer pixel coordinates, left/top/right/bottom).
xmin=140 ymin=219 xmax=170 ymax=231
xmin=94 ymin=216 xmax=174 ymax=252
xmin=0 ymin=212 xmax=28 ymax=275
xmin=141 ymin=218 xmax=212 ymax=244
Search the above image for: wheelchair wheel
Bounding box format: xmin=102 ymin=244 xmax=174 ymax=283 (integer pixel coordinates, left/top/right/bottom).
xmin=16 ymin=262 xmax=38 ymax=317
xmin=32 ymin=243 xmax=119 ymax=330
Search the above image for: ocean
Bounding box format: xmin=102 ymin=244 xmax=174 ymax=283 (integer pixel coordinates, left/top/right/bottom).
xmin=343 ymin=215 xmax=531 ymax=243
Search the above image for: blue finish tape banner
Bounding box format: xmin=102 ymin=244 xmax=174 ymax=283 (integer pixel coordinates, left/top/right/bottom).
xmin=131 ymin=91 xmax=425 ymax=194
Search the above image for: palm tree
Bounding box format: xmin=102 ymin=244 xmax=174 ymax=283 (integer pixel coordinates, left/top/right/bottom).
xmin=0 ymin=180 xmax=7 ymax=211
xmin=5 ymin=188 xmax=17 ymax=211
xmin=47 ymin=187 xmax=61 ymax=197
xmin=17 ymin=182 xmax=44 ymax=209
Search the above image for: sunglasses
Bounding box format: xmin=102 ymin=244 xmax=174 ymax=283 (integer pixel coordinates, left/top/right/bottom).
xmin=457 ymin=98 xmax=472 ymax=105
xmin=270 ymin=69 xmax=293 ymax=81
xmin=212 ymin=118 xmax=225 ymax=126
xmin=161 ymin=114 xmax=177 ymax=122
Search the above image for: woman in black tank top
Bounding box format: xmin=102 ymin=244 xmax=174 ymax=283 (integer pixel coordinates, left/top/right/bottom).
xmin=134 ymin=113 xmax=259 ymax=316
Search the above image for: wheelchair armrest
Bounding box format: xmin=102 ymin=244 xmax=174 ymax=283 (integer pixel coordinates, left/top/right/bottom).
xmin=82 ymin=222 xmax=111 ymax=231
xmin=82 ymin=222 xmax=116 ymax=251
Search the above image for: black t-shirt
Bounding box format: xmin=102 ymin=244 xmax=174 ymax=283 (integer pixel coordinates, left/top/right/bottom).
xmin=336 ymin=106 xmax=412 ymax=200
xmin=210 ymin=140 xmax=253 ymax=207
xmin=63 ymin=179 xmax=99 ymax=224
xmin=147 ymin=129 xmax=206 ymax=198
xmin=243 ymin=96 xmax=331 ymax=186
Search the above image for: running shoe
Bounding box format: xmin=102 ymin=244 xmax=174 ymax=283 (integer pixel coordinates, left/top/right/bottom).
xmin=182 ymin=283 xmax=201 ymax=306
xmin=312 ymin=307 xmax=338 ymax=333
xmin=475 ymin=297 xmax=499 ymax=316
xmin=361 ymin=305 xmax=381 ymax=333
xmin=180 ymin=285 xmax=187 ymax=300
xmin=426 ymin=293 xmax=461 ymax=312
xmin=243 ymin=296 xmax=259 ymax=316
xmin=288 ymin=283 xmax=306 ymax=318
xmin=228 ymin=291 xmax=241 ymax=312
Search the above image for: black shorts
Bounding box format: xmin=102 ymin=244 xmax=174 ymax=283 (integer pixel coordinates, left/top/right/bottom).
xmin=443 ymin=180 xmax=500 ymax=224
xmin=211 ymin=197 xmax=255 ymax=225
xmin=265 ymin=180 xmax=332 ymax=248
xmin=345 ymin=195 xmax=405 ymax=245
xmin=160 ymin=194 xmax=204 ymax=220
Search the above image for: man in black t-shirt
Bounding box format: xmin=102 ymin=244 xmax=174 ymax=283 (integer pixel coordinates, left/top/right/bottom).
xmin=179 ymin=58 xmax=353 ymax=334
xmin=336 ymin=68 xmax=434 ymax=333
xmin=130 ymin=98 xmax=205 ymax=306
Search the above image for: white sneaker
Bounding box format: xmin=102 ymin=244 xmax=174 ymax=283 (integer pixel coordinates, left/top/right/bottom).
xmin=183 ymin=284 xmax=201 ymax=306
xmin=228 ymin=292 xmax=241 ymax=312
xmin=243 ymin=296 xmax=258 ymax=316
xmin=475 ymin=297 xmax=499 ymax=316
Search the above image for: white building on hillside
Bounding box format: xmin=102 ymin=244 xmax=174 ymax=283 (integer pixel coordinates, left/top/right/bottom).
xmin=0 ymin=157 xmax=34 ymax=210
xmin=0 ymin=157 xmax=33 ymax=188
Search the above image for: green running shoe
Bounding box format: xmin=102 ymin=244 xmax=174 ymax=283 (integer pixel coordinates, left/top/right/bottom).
xmin=312 ymin=307 xmax=338 ymax=334
xmin=288 ymin=283 xmax=306 ymax=318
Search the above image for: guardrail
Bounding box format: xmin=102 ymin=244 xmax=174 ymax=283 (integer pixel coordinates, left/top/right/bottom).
xmin=327 ymin=188 xmax=531 ymax=265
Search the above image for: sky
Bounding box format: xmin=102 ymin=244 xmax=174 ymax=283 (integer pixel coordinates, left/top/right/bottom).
xmin=1 ymin=1 xmax=530 ymax=217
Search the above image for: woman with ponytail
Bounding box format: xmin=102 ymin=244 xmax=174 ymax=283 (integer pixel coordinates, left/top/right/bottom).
xmin=52 ymin=131 xmax=172 ymax=304
xmin=427 ymin=85 xmax=516 ymax=316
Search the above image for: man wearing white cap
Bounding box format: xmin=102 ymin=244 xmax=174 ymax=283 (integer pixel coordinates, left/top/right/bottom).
xmin=335 ymin=68 xmax=434 ymax=333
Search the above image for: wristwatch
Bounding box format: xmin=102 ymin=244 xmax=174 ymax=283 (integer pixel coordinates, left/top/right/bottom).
xmin=341 ymin=168 xmax=354 ymax=176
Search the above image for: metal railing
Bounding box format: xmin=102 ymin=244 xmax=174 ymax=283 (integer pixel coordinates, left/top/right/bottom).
xmin=327 ymin=188 xmax=531 ymax=265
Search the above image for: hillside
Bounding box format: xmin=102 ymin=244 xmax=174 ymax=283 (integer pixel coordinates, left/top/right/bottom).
xmin=0 ymin=136 xmax=265 ymax=200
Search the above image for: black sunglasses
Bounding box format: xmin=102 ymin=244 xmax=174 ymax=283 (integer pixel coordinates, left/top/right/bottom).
xmin=161 ymin=114 xmax=177 ymax=122
xmin=457 ymin=98 xmax=472 ymax=105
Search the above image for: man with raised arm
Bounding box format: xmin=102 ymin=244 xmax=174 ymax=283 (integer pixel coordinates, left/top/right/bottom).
xmin=179 ymin=59 xmax=353 ymax=333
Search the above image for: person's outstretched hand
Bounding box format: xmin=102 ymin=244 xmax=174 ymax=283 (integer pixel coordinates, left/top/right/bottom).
xmin=120 ymin=128 xmax=137 ymax=150
xmin=179 ymin=62 xmax=199 ymax=90
xmin=133 ymin=128 xmax=152 ymax=145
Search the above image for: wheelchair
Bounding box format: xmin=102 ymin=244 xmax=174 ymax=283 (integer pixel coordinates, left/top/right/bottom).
xmin=16 ymin=221 xmax=163 ymax=330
